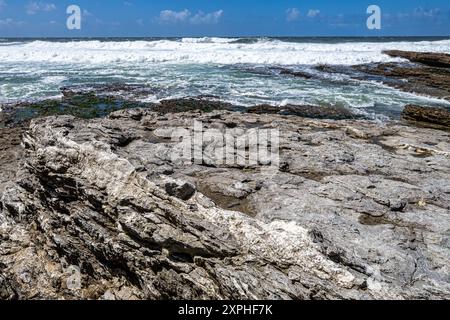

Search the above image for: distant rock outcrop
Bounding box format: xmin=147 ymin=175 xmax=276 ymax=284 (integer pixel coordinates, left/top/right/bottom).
xmin=383 ymin=50 xmax=450 ymax=68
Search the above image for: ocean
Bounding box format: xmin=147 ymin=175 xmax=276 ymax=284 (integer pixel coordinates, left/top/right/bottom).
xmin=1 ymin=36 xmax=450 ymax=119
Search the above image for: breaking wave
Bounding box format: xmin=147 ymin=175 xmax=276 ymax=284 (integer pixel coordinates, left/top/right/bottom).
xmin=0 ymin=38 xmax=449 ymax=66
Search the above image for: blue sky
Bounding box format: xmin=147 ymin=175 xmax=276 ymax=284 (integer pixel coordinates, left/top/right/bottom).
xmin=0 ymin=0 xmax=449 ymax=37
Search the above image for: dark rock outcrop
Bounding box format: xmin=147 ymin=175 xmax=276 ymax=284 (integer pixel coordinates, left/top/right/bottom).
xmin=61 ymin=83 xmax=161 ymax=99
xmin=402 ymin=105 xmax=450 ymax=128
xmin=0 ymin=90 xmax=363 ymax=130
xmin=165 ymin=181 xmax=197 ymax=201
xmin=269 ymin=67 xmax=313 ymax=79
xmin=384 ymin=50 xmax=450 ymax=68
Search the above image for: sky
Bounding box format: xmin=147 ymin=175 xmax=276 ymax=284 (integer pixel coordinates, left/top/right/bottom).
xmin=0 ymin=0 xmax=449 ymax=37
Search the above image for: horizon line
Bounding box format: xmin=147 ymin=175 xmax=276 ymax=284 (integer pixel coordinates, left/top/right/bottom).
xmin=2 ymin=35 xmax=450 ymax=39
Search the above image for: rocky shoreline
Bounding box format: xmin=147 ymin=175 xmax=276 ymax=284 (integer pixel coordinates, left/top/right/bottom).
xmin=1 ymin=51 xmax=450 ymax=300
xmin=1 ymin=101 xmax=449 ymax=300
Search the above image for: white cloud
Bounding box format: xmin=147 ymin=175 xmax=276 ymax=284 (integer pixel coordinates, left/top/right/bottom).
xmin=397 ymin=7 xmax=442 ymax=20
xmin=307 ymin=9 xmax=320 ymax=18
xmin=0 ymin=0 xmax=6 ymax=11
xmin=157 ymin=9 xmax=224 ymax=25
xmin=0 ymin=18 xmax=25 ymax=28
xmin=286 ymin=8 xmax=300 ymax=22
xmin=136 ymin=18 xmax=144 ymax=26
xmin=190 ymin=10 xmax=223 ymax=25
xmin=413 ymin=7 xmax=440 ymax=18
xmin=159 ymin=9 xmax=191 ymax=23
xmin=0 ymin=18 xmax=13 ymax=26
xmin=26 ymin=2 xmax=56 ymax=15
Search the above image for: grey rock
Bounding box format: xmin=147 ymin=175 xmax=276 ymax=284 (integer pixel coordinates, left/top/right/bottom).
xmin=1 ymin=108 xmax=449 ymax=300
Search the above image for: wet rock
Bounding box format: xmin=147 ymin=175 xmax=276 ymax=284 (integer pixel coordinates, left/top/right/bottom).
xmin=247 ymin=104 xmax=362 ymax=120
xmin=0 ymin=93 xmax=150 ymax=126
xmin=354 ymin=62 xmax=450 ymax=101
xmin=154 ymin=98 xmax=244 ymax=114
xmin=165 ymin=181 xmax=196 ymax=201
xmin=270 ymin=67 xmax=313 ymax=79
xmin=383 ymin=50 xmax=450 ymax=69
xmin=246 ymin=104 xmax=280 ymax=114
xmin=402 ymin=105 xmax=450 ymax=128
xmin=61 ymin=83 xmax=161 ymax=100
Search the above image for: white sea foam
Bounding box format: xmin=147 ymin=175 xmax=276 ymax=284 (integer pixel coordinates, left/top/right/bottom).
xmin=181 ymin=37 xmax=239 ymax=43
xmin=0 ymin=38 xmax=449 ymax=66
xmin=41 ymin=75 xmax=68 ymax=85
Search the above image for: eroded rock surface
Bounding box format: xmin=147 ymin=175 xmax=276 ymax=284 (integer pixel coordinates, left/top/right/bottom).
xmin=1 ymin=108 xmax=449 ymax=300
xmin=384 ymin=50 xmax=450 ymax=69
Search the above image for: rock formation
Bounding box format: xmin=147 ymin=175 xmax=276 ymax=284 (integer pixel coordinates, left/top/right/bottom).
xmin=1 ymin=106 xmax=449 ymax=300
xmin=383 ymin=50 xmax=450 ymax=69
xmin=354 ymin=62 xmax=450 ymax=102
xmin=314 ymin=51 xmax=450 ymax=102
xmin=402 ymin=105 xmax=450 ymax=128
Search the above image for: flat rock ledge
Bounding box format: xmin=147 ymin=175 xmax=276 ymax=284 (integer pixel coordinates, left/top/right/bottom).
xmin=402 ymin=105 xmax=450 ymax=128
xmin=1 ymin=108 xmax=450 ymax=300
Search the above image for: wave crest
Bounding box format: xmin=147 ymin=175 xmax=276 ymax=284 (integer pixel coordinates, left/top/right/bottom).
xmin=0 ymin=38 xmax=449 ymax=66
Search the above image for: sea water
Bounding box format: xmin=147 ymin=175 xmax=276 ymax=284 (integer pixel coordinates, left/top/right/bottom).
xmin=1 ymin=37 xmax=450 ymax=118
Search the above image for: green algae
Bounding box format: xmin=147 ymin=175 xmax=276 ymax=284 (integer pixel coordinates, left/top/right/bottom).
xmin=1 ymin=93 xmax=150 ymax=127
